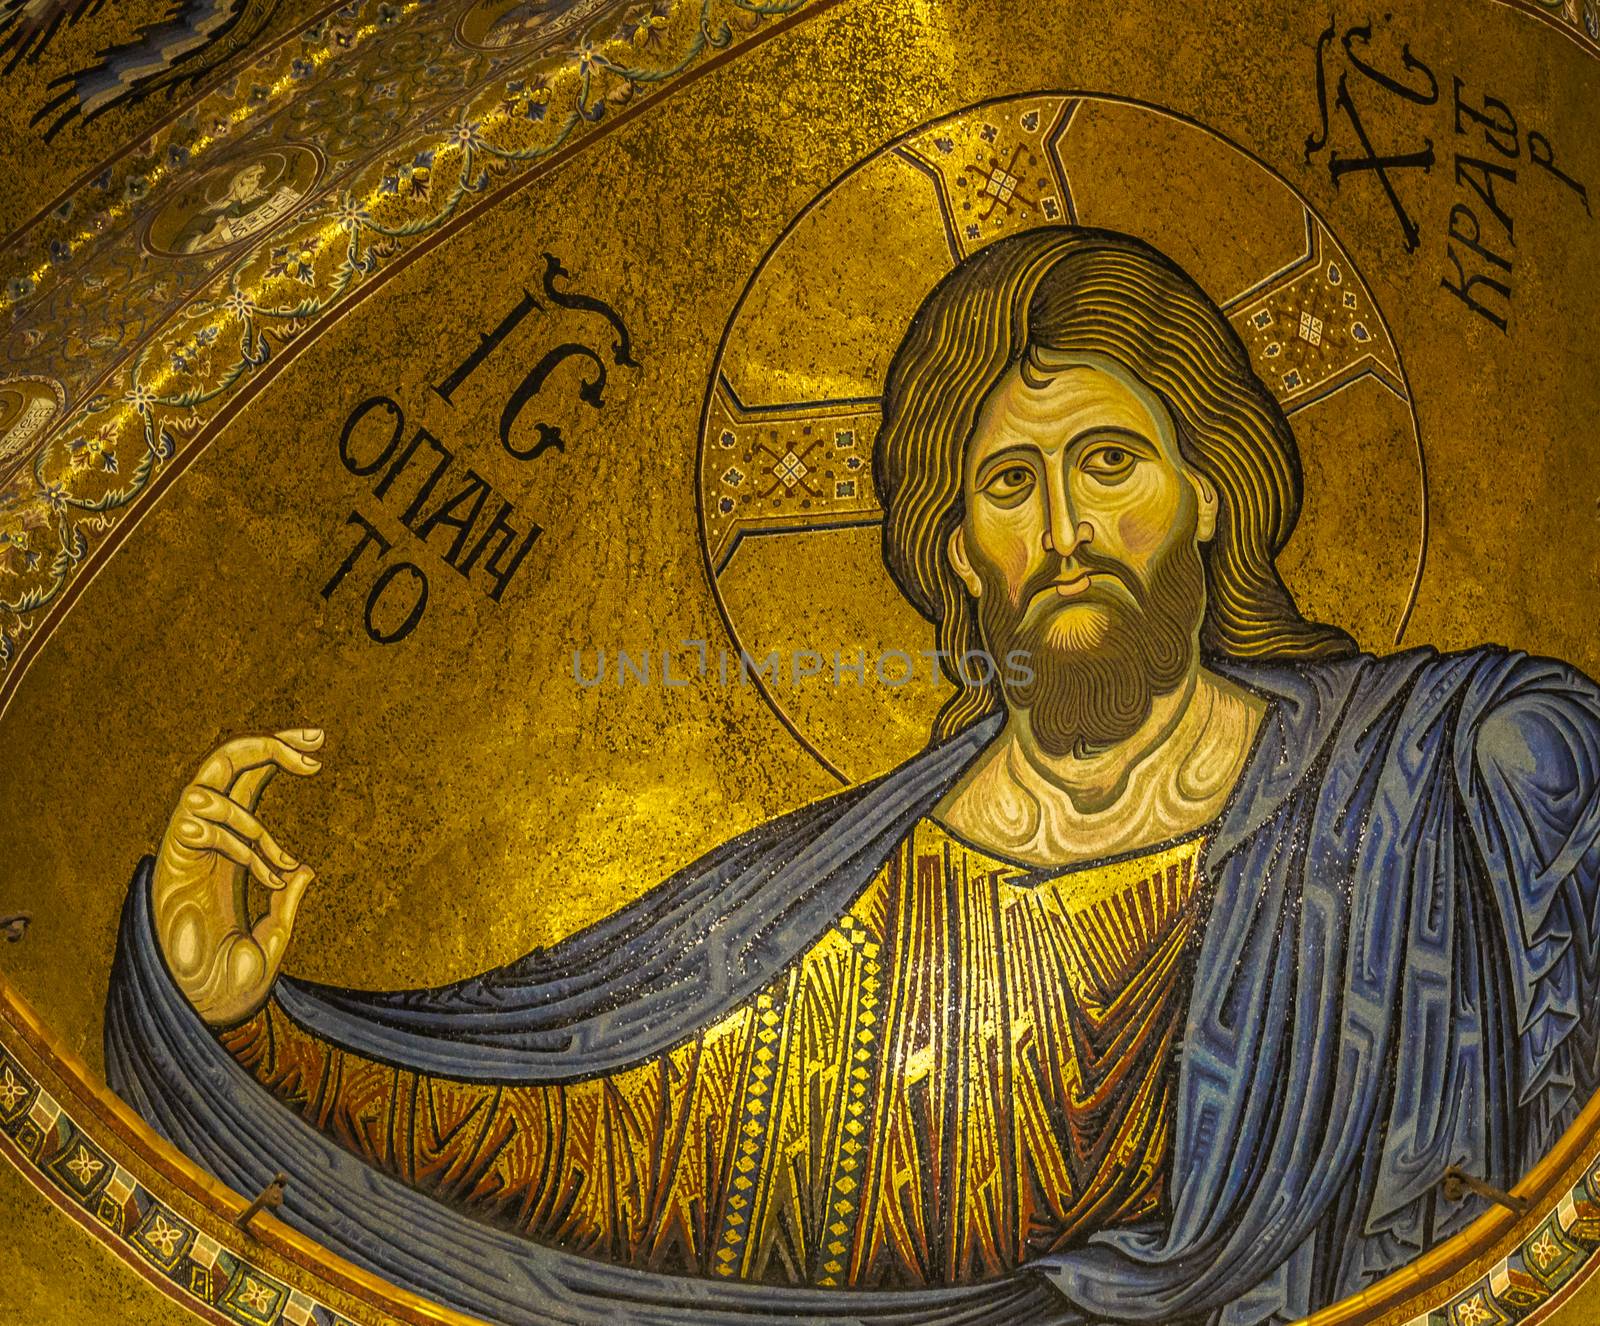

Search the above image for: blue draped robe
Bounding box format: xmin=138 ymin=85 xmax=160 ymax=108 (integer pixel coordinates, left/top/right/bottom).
xmin=103 ymin=646 xmax=1600 ymax=1325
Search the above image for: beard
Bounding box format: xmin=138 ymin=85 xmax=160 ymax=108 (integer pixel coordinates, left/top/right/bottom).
xmin=976 ymin=533 xmax=1206 ymax=758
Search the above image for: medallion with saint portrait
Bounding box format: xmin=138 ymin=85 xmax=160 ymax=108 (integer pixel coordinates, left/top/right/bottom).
xmin=455 ymin=0 xmax=612 ymax=50
xmin=0 ymin=375 xmax=63 ymax=492
xmin=143 ymin=145 xmax=322 ymax=258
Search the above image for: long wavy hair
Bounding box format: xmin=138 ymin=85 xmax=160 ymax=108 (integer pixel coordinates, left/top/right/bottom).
xmin=874 ymin=225 xmax=1356 ymax=744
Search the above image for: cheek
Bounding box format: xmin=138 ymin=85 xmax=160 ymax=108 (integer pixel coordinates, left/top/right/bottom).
xmin=968 ymin=506 xmax=1042 ymax=593
xmin=1116 ymin=509 xmax=1172 ymax=556
xmin=1110 ymin=475 xmax=1187 ymax=556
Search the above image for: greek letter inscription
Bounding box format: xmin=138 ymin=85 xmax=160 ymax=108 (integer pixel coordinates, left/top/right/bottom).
xmin=1306 ymin=16 xmax=1591 ymax=333
xmin=322 ymin=254 xmax=637 ymax=642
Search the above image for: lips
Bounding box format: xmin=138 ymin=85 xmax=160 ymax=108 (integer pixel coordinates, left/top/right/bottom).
xmin=1030 ymin=572 xmax=1107 ymax=605
xmin=1047 ymin=575 xmax=1093 ymax=598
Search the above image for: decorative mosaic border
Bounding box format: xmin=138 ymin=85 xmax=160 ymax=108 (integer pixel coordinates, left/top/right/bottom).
xmin=0 ymin=1042 xmax=368 ymax=1326
xmin=0 ymin=0 xmax=831 ymax=717
xmin=0 ymin=0 xmax=360 ymax=255
xmin=0 ymin=974 xmax=1598 ymax=1326
xmin=1406 ymin=1173 xmax=1600 ymax=1326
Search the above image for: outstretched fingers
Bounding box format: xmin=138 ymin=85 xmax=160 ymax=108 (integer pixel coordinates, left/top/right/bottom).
xmin=194 ymin=730 xmax=324 ymax=811
xmin=183 ymin=787 xmax=299 ymax=875
xmin=177 ymin=817 xmax=293 ymax=893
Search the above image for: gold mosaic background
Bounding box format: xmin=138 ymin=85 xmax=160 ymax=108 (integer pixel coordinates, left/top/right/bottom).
xmin=1 ymin=0 xmax=1598 ymax=1320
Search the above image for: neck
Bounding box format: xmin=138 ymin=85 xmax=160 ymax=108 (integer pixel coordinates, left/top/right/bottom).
xmin=935 ymin=662 xmax=1266 ymax=866
xmin=1004 ymin=665 xmax=1202 ymax=816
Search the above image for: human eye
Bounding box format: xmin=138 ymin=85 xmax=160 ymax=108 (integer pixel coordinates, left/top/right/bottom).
xmin=981 ymin=463 xmax=1036 ymax=504
xmin=1080 ymin=443 xmax=1139 ymax=483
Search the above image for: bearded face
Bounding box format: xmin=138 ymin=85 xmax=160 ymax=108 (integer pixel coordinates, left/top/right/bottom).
xmin=976 ymin=526 xmax=1205 ymax=756
xmin=949 ymin=354 xmax=1214 ymax=756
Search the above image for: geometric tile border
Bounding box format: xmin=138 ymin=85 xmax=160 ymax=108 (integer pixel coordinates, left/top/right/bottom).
xmin=2 ymin=967 xmax=1600 ymax=1326
xmin=0 ymin=1042 xmax=365 ymax=1326
xmin=0 ymin=978 xmax=478 ymax=1326
xmin=1413 ymin=1177 xmax=1600 ymax=1326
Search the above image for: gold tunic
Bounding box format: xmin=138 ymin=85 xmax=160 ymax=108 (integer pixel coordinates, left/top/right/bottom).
xmin=224 ymin=820 xmax=1204 ymax=1287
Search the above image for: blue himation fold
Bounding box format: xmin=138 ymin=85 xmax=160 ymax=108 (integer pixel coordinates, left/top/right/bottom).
xmin=106 ymin=647 xmax=1600 ymax=1326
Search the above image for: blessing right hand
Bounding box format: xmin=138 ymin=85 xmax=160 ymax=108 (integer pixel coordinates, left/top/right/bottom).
xmin=151 ymin=730 xmax=324 ymax=1027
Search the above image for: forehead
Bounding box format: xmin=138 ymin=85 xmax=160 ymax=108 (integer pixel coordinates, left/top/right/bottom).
xmin=966 ymin=356 xmax=1180 ymax=470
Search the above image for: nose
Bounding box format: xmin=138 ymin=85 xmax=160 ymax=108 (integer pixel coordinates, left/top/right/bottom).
xmin=1041 ymin=468 xmax=1093 ymax=558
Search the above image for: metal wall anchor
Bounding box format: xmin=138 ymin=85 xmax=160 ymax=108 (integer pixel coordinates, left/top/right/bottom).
xmin=235 ymin=1173 xmax=287 ymax=1234
xmin=1440 ymin=1165 xmax=1530 ymax=1216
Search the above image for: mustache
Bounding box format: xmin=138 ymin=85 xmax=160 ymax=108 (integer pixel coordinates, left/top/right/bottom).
xmin=978 ymin=534 xmax=1207 ymax=758
xmin=1014 ymin=547 xmax=1142 ymax=611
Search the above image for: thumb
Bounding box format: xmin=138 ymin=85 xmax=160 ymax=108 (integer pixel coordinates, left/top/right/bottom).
xmin=252 ymin=864 xmax=315 ymax=967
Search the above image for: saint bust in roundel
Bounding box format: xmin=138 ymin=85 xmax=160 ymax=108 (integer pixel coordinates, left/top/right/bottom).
xmin=163 ymin=157 xmax=306 ymax=255
xmin=106 ymin=226 xmax=1600 ymax=1326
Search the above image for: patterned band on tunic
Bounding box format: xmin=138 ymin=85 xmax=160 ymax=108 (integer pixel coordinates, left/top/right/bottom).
xmin=224 ymin=821 xmax=1205 ymax=1288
